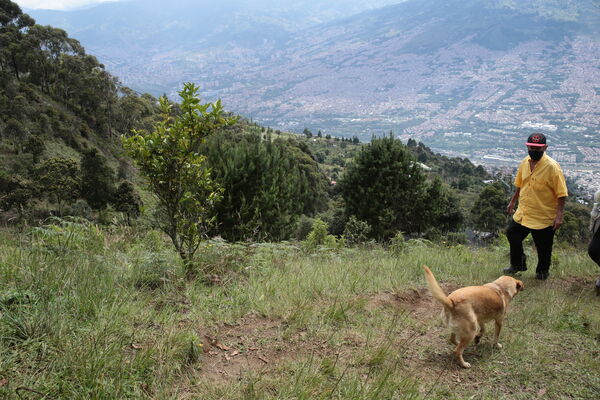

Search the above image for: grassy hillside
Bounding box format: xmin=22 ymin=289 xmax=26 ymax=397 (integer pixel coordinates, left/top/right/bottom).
xmin=0 ymin=222 xmax=598 ymax=399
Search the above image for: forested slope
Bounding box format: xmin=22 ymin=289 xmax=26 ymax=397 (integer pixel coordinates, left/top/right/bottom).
xmin=0 ymin=0 xmax=161 ymax=223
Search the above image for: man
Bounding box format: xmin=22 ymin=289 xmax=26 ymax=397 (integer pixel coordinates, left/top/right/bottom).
xmin=504 ymin=133 xmax=568 ymax=280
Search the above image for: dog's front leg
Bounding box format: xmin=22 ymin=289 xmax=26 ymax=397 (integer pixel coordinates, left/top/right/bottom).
xmin=493 ymin=319 xmax=503 ymax=349
xmin=449 ymin=332 xmax=458 ymax=345
xmin=474 ymin=324 xmax=485 ymax=344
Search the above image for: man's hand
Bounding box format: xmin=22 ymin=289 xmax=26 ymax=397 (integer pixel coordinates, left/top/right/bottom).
xmin=553 ymin=196 xmax=566 ymax=231
xmin=506 ymin=202 xmax=516 ymax=215
xmin=552 ymin=213 xmax=564 ymax=231
xmin=507 ymin=188 xmax=520 ymax=215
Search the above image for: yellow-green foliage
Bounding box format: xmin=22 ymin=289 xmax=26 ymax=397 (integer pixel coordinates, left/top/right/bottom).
xmin=123 ymin=83 xmax=237 ymax=263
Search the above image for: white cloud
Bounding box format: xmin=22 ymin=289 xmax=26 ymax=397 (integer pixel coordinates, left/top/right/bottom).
xmin=15 ymin=0 xmax=121 ymax=11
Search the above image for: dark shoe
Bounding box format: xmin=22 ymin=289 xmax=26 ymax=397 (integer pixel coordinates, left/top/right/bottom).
xmin=535 ymin=272 xmax=549 ymax=280
xmin=503 ymin=266 xmax=527 ymax=274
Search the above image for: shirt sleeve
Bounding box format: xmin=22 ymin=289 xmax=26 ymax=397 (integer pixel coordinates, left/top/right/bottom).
xmin=552 ymin=165 xmax=568 ymax=198
xmin=514 ymin=161 xmax=524 ymax=188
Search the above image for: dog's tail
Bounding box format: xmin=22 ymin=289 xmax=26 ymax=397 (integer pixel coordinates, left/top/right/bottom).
xmin=422 ymin=265 xmax=453 ymax=309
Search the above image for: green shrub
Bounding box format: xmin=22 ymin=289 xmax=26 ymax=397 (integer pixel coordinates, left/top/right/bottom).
xmin=194 ymin=241 xmax=251 ymax=280
xmin=304 ymin=218 xmax=338 ymax=250
xmin=30 ymin=217 xmax=104 ymax=255
xmin=67 ymin=199 xmax=93 ymax=220
xmin=306 ymin=218 xmax=328 ymax=245
xmin=295 ymin=215 xmax=314 ymax=241
xmin=389 ymin=231 xmax=406 ymax=254
xmin=97 ymin=204 xmax=116 ymax=225
xmin=343 ymin=216 xmax=371 ymax=246
xmin=131 ymin=251 xmax=178 ymax=290
xmin=141 ymin=230 xmax=170 ymax=251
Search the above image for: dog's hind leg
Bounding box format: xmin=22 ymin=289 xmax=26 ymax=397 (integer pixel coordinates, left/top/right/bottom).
xmin=454 ymin=318 xmax=477 ymax=368
xmin=454 ymin=334 xmax=474 ymax=368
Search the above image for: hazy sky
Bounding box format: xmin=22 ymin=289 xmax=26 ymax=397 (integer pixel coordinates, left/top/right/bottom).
xmin=15 ymin=0 xmax=120 ymax=10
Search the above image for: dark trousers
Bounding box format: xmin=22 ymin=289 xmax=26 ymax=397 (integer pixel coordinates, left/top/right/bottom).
xmin=506 ymin=219 xmax=555 ymax=274
xmin=589 ymin=228 xmax=600 ymax=267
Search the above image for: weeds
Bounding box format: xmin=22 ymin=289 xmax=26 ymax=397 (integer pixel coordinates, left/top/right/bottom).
xmin=0 ymin=223 xmax=599 ymax=399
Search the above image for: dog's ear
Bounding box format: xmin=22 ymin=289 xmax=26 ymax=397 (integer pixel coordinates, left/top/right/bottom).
xmin=515 ymin=280 xmax=524 ymax=292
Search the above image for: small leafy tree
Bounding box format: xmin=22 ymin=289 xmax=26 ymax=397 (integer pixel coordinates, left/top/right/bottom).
xmin=0 ymin=174 xmax=34 ymax=222
xmin=80 ymin=148 xmax=116 ymax=209
xmin=556 ymin=203 xmax=591 ymax=245
xmin=35 ymin=157 xmax=80 ymax=215
xmin=423 ymin=177 xmax=464 ymax=234
xmin=389 ymin=231 xmax=406 ymax=254
xmin=556 ymin=211 xmax=580 ymax=245
xmin=122 ymin=83 xmax=236 ymax=264
xmin=303 ymin=218 xmax=337 ymax=250
xmin=24 ymin=134 xmax=45 ymax=163
xmin=343 ymin=215 xmax=371 ymax=245
xmin=112 ymin=180 xmax=142 ymax=225
xmin=471 ymin=181 xmax=508 ymax=233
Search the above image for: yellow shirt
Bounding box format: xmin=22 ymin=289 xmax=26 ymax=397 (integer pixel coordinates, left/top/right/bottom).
xmin=513 ymin=153 xmax=568 ymax=229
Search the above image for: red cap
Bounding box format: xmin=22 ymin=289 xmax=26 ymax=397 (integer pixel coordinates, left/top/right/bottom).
xmin=526 ymin=133 xmax=546 ymax=147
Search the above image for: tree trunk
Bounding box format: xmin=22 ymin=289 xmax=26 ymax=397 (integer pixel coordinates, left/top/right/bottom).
xmin=11 ymin=53 xmax=20 ymax=81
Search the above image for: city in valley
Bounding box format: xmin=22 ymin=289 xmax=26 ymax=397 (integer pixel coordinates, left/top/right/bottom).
xmin=29 ymin=0 xmax=600 ymax=199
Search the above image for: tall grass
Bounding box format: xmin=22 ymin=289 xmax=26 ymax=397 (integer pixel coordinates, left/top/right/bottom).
xmin=0 ymin=221 xmax=598 ymax=399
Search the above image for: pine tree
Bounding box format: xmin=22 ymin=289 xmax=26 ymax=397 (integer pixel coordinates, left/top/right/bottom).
xmin=202 ymin=132 xmax=328 ymax=241
xmin=339 ymin=136 xmax=427 ymax=239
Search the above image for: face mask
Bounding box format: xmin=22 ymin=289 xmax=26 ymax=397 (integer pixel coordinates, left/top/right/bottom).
xmin=528 ymin=150 xmax=544 ymax=161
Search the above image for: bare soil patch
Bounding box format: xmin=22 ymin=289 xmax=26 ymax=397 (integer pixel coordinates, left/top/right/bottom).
xmin=546 ymin=275 xmax=596 ymax=293
xmin=198 ymin=312 xmax=291 ymax=383
xmin=196 ymin=313 xmax=346 ymax=385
